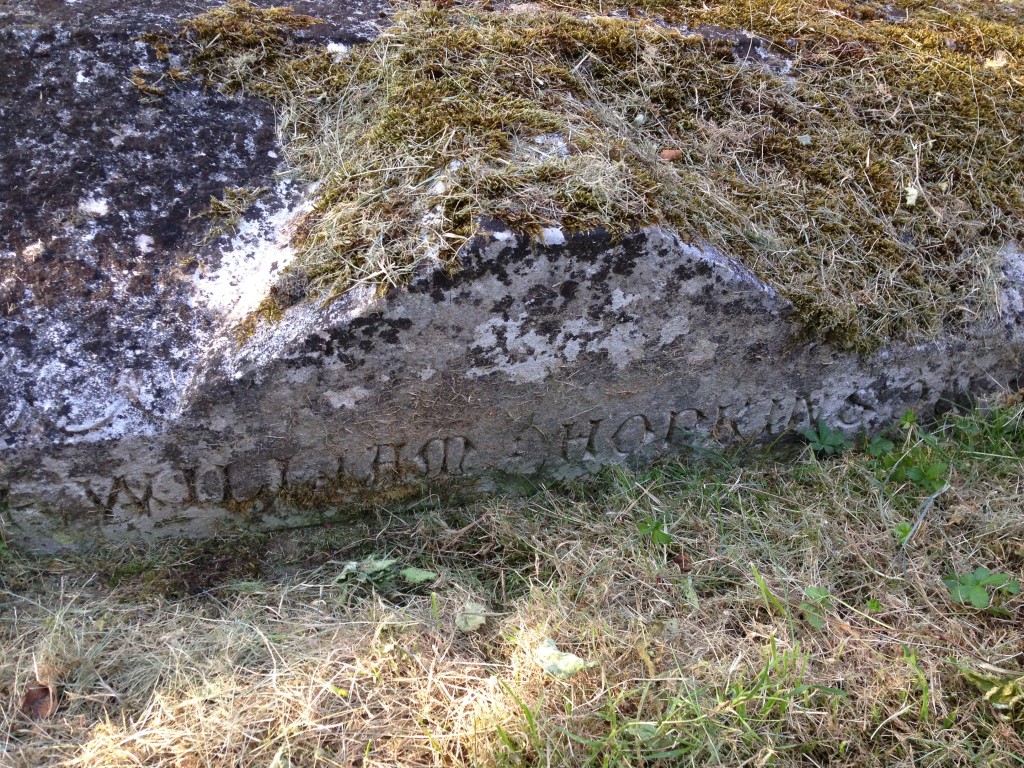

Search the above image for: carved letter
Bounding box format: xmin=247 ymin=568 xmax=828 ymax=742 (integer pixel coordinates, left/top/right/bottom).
xmin=371 ymin=443 xmax=405 ymax=483
xmin=734 ymin=400 xmax=773 ymax=438
xmin=768 ymin=397 xmax=795 ymax=434
xmin=712 ymin=405 xmax=741 ymax=439
xmin=837 ymin=387 xmax=882 ymax=428
xmin=786 ymin=394 xmax=821 ymax=432
xmin=443 ymin=436 xmax=472 ymax=475
xmin=227 ymin=460 xmax=284 ymax=502
xmin=287 ymin=453 xmax=343 ymax=488
xmin=149 ymin=469 xmax=190 ymax=506
xmin=95 ymin=474 xmax=153 ymax=524
xmin=419 ymin=438 xmax=446 ymax=478
xmin=611 ymin=414 xmax=653 ymax=454
xmin=411 ymin=436 xmax=473 ymax=478
xmin=195 ymin=466 xmax=227 ymax=503
xmin=561 ymin=419 xmax=602 ymax=461
xmin=665 ymin=409 xmax=702 ymax=446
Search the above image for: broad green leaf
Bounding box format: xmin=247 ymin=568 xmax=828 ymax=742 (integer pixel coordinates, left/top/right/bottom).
xmin=683 ymin=576 xmax=700 ymax=610
xmin=868 ymin=437 xmax=895 ymax=458
xmin=623 ymin=721 xmax=661 ymax=745
xmin=968 ymin=584 xmax=991 ymax=609
xmin=944 ymin=581 xmax=965 ymax=603
xmin=980 ymin=572 xmax=1010 ymax=588
xmin=805 ymin=586 xmax=832 ymax=603
xmin=800 ymin=601 xmax=826 ymax=630
xmin=651 ymin=527 xmax=671 ymax=546
xmin=399 ymin=567 xmax=438 ymax=585
xmin=894 ymin=522 xmax=912 ymax=544
xmin=535 ymin=638 xmax=594 ymax=679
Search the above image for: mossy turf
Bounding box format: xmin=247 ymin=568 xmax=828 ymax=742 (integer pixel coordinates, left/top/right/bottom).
xmin=164 ymin=0 xmax=1022 ymax=350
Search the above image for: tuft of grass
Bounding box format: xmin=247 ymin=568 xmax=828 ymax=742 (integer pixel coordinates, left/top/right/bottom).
xmin=195 ymin=185 xmax=269 ymax=242
xmin=2 ymin=396 xmax=1023 ymax=765
xmin=149 ymin=0 xmax=1024 ymax=350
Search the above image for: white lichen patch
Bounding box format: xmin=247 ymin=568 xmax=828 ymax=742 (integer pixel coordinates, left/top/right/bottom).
xmin=22 ymin=240 xmax=44 ymax=260
xmin=78 ymin=193 xmax=109 ymax=217
xmin=12 ymin=307 xmax=180 ymax=445
xmin=326 ymin=41 xmax=350 ymax=61
xmin=467 ymin=315 xmax=612 ymax=383
xmin=999 ymin=243 xmax=1024 ymax=338
xmin=192 ymin=181 xmax=309 ymax=322
xmin=540 ymin=227 xmax=566 ymax=247
xmin=135 ymin=234 xmax=155 ymax=254
xmin=323 ymin=386 xmax=370 ymax=409
xmin=658 ymin=314 xmax=691 ymax=345
xmin=609 ymin=288 xmax=638 ymax=310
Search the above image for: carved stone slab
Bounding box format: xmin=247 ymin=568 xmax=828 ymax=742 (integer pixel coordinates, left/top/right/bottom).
xmin=1 ymin=1 xmax=1022 ymax=551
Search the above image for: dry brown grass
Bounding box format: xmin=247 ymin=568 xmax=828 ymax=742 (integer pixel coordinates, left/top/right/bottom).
xmin=2 ymin=400 xmax=1023 ymax=766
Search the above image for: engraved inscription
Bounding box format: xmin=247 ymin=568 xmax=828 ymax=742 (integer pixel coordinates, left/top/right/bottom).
xmin=665 ymin=409 xmax=702 ymax=445
xmin=442 ymin=436 xmax=471 ymax=475
xmin=227 ymin=460 xmax=285 ymax=502
xmin=838 ymin=389 xmax=879 ymax=427
xmin=611 ymin=414 xmax=655 ymax=454
xmin=195 ymin=466 xmax=226 ymax=503
xmin=768 ymin=397 xmax=794 ymax=434
xmin=62 ymin=387 xmax=861 ymax=528
xmin=786 ymin=394 xmax=820 ymax=431
xmin=561 ymin=419 xmax=602 ymax=460
xmin=114 ymin=476 xmax=149 ymax=517
xmin=419 ymin=438 xmax=446 ymax=477
xmin=287 ymin=453 xmax=343 ymax=488
xmin=371 ymin=443 xmax=405 ymax=484
xmin=150 ymin=469 xmax=190 ymax=506
xmin=373 ymin=436 xmax=475 ymax=481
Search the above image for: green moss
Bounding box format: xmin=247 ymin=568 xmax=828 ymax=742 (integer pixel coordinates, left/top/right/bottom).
xmin=159 ymin=1 xmax=1024 ymax=351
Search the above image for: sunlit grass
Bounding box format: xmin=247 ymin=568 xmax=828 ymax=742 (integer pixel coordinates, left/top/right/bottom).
xmin=1 ymin=398 xmax=1022 ymax=766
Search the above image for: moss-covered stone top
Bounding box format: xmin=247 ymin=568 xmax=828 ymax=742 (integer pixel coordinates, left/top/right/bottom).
xmin=163 ymin=0 xmax=1023 ymax=351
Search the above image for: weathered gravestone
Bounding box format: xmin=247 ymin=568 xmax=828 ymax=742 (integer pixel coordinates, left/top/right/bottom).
xmin=1 ymin=0 xmax=1022 ymax=551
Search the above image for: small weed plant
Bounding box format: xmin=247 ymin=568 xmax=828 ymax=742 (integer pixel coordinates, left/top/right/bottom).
xmin=801 ymin=420 xmax=851 ymax=456
xmin=944 ymin=567 xmax=1021 ymax=611
xmin=636 ymin=516 xmax=672 ymax=546
xmin=867 ymin=411 xmax=950 ymax=494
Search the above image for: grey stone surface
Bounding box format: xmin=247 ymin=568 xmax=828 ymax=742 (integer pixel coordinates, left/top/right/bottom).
xmin=1 ymin=1 xmax=1023 ymax=551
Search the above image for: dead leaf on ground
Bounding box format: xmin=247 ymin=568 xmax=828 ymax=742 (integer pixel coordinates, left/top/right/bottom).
xmin=671 ymin=551 xmax=690 ymax=571
xmin=455 ymin=601 xmax=489 ymax=633
xmin=21 ymin=682 xmax=59 ymax=719
xmin=984 ymin=50 xmax=1011 ymax=69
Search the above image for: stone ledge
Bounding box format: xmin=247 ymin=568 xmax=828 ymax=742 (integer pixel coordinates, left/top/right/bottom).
xmin=2 ymin=1 xmax=1022 ymax=551
xmin=3 ymin=222 xmax=1022 ymax=551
